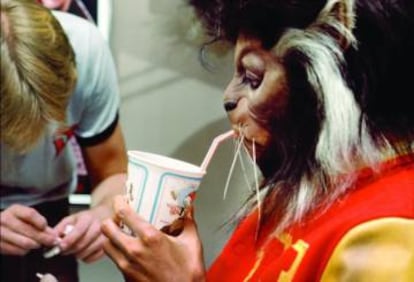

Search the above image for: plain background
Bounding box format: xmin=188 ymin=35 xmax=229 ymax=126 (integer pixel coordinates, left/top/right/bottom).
xmin=77 ymin=0 xmax=255 ymax=280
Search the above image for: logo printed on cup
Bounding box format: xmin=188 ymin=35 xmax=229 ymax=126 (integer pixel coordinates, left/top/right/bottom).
xmin=153 ymin=175 xmax=199 ymax=229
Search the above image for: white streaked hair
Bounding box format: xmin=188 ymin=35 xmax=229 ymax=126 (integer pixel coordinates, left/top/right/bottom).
xmin=251 ymin=0 xmax=394 ymax=234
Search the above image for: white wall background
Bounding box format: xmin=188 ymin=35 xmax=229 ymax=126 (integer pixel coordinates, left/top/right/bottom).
xmin=62 ymin=0 xmax=260 ymax=280
xmin=110 ymin=0 xmax=253 ymax=268
xmin=79 ymin=1 xmax=258 ymax=280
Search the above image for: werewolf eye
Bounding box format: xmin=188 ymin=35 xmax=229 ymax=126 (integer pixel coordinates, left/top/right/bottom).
xmin=241 ymin=70 xmax=262 ymax=89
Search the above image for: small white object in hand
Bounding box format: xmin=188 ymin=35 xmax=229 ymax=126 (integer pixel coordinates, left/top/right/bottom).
xmin=36 ymin=273 xmax=58 ymax=282
xmin=43 ymin=224 xmax=74 ymax=259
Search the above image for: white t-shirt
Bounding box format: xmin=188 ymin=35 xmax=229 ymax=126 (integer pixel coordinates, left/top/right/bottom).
xmin=0 ymin=11 xmax=120 ymax=209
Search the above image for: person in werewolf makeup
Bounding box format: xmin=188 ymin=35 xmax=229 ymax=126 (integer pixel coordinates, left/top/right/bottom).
xmin=101 ymin=0 xmax=414 ymax=281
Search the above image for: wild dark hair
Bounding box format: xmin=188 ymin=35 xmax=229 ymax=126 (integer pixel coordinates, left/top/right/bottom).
xmin=190 ymin=0 xmax=414 ymax=136
xmin=189 ymin=0 xmax=414 ymax=233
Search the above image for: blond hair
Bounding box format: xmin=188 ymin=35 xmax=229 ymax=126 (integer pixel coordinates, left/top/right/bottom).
xmin=1 ymin=0 xmax=76 ymax=152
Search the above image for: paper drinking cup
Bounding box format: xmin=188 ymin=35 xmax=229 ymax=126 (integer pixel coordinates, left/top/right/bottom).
xmin=124 ymin=150 xmax=205 ymax=231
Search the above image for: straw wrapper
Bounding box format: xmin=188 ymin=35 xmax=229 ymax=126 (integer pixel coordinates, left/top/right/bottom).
xmin=36 ymin=273 xmax=58 ymax=282
xmin=43 ymin=224 xmax=74 ymax=259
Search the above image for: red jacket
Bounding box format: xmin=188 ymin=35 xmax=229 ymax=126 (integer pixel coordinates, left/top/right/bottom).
xmin=207 ymin=156 xmax=414 ymax=281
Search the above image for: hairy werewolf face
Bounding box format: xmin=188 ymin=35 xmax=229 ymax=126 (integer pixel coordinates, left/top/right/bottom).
xmin=224 ymin=32 xmax=319 ymax=179
xmin=189 ymin=0 xmax=414 ymax=230
xmin=216 ymin=0 xmax=367 ymax=183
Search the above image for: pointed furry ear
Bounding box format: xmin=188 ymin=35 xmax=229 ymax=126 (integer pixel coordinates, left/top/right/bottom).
xmin=314 ymin=0 xmax=356 ymax=49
